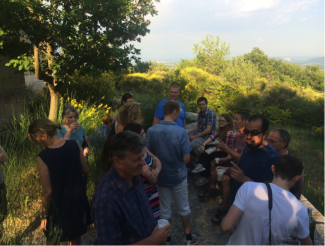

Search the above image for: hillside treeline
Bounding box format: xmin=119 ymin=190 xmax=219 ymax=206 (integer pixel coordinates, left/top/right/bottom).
xmin=65 ymin=35 xmax=324 ymax=128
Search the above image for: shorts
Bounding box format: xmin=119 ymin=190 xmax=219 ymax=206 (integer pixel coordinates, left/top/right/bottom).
xmin=157 ymin=179 xmax=190 ymax=219
xmin=0 ymin=182 xmax=8 ymax=226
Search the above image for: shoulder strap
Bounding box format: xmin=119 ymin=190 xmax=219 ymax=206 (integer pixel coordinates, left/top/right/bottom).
xmin=265 ymin=183 xmax=273 ymax=245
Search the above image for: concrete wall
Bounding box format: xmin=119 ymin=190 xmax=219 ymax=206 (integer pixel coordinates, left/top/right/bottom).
xmin=0 ymin=56 xmax=29 ymax=134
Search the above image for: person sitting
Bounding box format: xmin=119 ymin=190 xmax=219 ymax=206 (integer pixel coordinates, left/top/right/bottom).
xmin=115 ymin=102 xmax=142 ymax=134
xmin=268 ymin=128 xmax=304 ymax=200
xmin=198 ymin=112 xmax=249 ymax=202
xmin=0 ymin=146 xmax=8 ymax=243
xmin=88 ymin=115 xmax=115 ymax=147
xmin=28 ymin=119 xmax=91 ymax=244
xmin=213 ymin=114 xmax=279 ymax=223
xmin=187 ymin=97 xmax=216 ymax=168
xmin=221 ymin=155 xmax=312 ymax=245
xmin=91 ymin=131 xmax=170 ymax=245
xmin=193 ymin=114 xmax=236 ymax=193
xmin=123 ymin=123 xmax=162 ymax=222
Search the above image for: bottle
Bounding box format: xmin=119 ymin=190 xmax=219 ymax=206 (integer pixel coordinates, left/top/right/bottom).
xmin=308 ymin=206 xmax=316 ymax=244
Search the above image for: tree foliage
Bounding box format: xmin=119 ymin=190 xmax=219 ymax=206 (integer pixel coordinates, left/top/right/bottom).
xmin=193 ymin=34 xmax=230 ymax=75
xmin=0 ymin=0 xmax=159 ymax=120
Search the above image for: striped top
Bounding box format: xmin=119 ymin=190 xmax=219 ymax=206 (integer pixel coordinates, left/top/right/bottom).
xmin=141 ymin=150 xmax=160 ymax=221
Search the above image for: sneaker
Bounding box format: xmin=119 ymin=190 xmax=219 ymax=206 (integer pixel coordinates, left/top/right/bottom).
xmin=191 ymin=164 xmax=206 ymax=173
xmin=195 ymin=177 xmax=209 ymax=186
xmin=198 ymin=187 xmax=218 ymax=198
xmin=186 ymin=234 xmax=198 ymax=245
xmin=211 ymin=207 xmax=228 ymax=223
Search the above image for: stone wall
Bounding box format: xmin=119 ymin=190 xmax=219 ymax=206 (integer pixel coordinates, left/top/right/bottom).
xmin=0 ymin=56 xmax=29 ymax=134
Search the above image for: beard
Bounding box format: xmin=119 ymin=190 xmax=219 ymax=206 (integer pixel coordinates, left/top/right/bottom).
xmin=246 ymin=137 xmax=264 ymax=150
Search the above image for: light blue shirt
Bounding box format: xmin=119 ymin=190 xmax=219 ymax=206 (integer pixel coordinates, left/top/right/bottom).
xmin=146 ymin=120 xmax=191 ymax=187
xmin=57 ymin=125 xmax=86 ymax=148
xmin=154 ymin=98 xmax=187 ymax=128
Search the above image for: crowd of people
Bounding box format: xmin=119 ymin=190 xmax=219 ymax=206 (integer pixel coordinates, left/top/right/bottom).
xmin=0 ymin=81 xmax=313 ymax=245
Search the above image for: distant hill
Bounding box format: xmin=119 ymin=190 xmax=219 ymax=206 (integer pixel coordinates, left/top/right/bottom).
xmin=304 ymin=56 xmax=324 ymax=66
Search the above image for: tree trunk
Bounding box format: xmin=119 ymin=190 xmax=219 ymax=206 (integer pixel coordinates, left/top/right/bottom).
xmin=47 ymin=82 xmax=60 ymax=122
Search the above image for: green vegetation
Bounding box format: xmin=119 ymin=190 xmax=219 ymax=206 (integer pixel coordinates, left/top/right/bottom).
xmin=0 ymin=34 xmax=323 ymax=243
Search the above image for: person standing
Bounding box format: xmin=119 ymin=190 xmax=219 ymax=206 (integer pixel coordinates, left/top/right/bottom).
xmin=268 ymin=128 xmax=304 ymax=200
xmin=28 ymin=119 xmax=91 ymax=244
xmin=221 ymin=155 xmax=312 ymax=245
xmin=92 ymin=131 xmax=170 ymax=245
xmin=0 ymin=146 xmax=8 ymax=243
xmin=147 ymin=100 xmax=198 ymax=245
xmin=152 ymin=82 xmax=187 ymax=129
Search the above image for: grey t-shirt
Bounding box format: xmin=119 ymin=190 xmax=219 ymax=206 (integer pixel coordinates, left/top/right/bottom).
xmin=0 ymin=166 xmax=5 ymax=184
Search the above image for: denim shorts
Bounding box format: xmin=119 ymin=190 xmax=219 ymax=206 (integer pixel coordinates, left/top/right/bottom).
xmin=157 ymin=179 xmax=190 ymax=219
xmin=0 ymin=182 xmax=7 ymax=226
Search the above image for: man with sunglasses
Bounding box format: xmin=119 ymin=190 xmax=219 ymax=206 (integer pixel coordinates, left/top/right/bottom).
xmin=215 ymin=114 xmax=279 ymax=223
xmin=268 ymin=129 xmax=304 ymax=200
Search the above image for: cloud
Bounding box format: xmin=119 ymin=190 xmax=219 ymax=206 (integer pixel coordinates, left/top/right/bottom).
xmin=301 ymin=18 xmax=307 ymax=21
xmin=256 ymin=37 xmax=263 ymax=42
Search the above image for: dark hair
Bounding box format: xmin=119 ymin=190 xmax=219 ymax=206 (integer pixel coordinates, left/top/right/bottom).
xmin=123 ymin=122 xmax=143 ymax=134
xmin=197 ymin=97 xmax=207 ymax=104
xmin=28 ymin=119 xmax=62 ymax=144
xmin=272 ymin=128 xmax=291 ymax=148
xmin=121 ymin=93 xmax=133 ymax=104
xmin=103 ymin=115 xmax=113 ymax=125
xmin=247 ymin=114 xmax=269 ymax=132
xmin=169 ymin=82 xmax=181 ymax=91
xmin=236 ymin=111 xmax=250 ymax=121
xmin=102 ymin=131 xmax=145 ymax=164
xmin=163 ymin=100 xmax=180 ymax=116
xmin=274 ymin=155 xmax=304 ymax=181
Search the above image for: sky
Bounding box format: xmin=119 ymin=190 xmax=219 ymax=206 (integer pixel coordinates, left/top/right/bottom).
xmin=131 ymin=0 xmax=324 ymax=62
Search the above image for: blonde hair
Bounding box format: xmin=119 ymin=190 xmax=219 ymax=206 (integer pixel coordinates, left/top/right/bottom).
xmin=116 ymin=102 xmax=142 ymax=126
xmin=28 ymin=119 xmax=62 ymax=144
xmin=217 ymin=114 xmax=234 ymax=141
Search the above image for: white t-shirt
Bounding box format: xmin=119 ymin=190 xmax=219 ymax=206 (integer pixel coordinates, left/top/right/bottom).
xmin=228 ymin=182 xmax=309 ymax=245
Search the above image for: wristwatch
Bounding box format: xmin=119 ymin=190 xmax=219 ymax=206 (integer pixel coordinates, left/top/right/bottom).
xmin=40 ymin=213 xmax=49 ymax=219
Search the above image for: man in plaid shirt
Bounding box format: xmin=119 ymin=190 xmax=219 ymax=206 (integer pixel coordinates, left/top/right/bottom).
xmin=187 ymin=97 xmax=216 ymax=150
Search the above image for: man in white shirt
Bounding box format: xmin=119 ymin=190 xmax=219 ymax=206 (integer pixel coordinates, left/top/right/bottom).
xmin=221 ymin=155 xmax=312 ymax=245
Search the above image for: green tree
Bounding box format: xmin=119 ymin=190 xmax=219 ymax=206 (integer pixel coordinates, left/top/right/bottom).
xmin=193 ymin=34 xmax=230 ymax=75
xmin=0 ymin=0 xmax=158 ymax=120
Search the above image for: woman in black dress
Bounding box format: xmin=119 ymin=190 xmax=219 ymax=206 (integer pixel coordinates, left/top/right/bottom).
xmin=28 ymin=119 xmax=91 ymax=244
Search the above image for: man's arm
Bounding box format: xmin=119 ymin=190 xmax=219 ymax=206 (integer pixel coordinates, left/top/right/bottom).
xmin=183 ymin=153 xmax=190 ymax=164
xmin=218 ymin=141 xmax=241 ymax=160
xmin=131 ymin=224 xmax=170 ymax=245
xmin=221 ymin=204 xmax=244 ymax=232
xmin=230 ymin=162 xmax=253 ymax=183
xmin=190 ymin=125 xmax=212 ymax=139
xmin=152 ymin=117 xmax=161 ymax=126
xmin=0 ymin=146 xmax=8 ymax=164
xmin=187 ymin=123 xmax=199 ymax=135
xmin=299 ymin=235 xmax=312 ymax=245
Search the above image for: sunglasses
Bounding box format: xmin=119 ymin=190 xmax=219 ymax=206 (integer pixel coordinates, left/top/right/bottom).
xmin=243 ymin=129 xmax=263 ymax=136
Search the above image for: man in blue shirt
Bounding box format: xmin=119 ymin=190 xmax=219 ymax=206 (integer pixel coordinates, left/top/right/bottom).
xmin=147 ymin=100 xmax=198 ymax=245
xmin=91 ymin=131 xmax=170 ymax=245
xmin=152 ymin=82 xmax=187 ymax=129
xmin=213 ymin=114 xmax=279 ymax=223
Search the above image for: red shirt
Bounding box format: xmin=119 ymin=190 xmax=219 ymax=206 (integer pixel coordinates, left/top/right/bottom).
xmin=209 ymin=130 xmax=237 ymax=150
xmin=236 ymin=131 xmax=246 ymax=154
